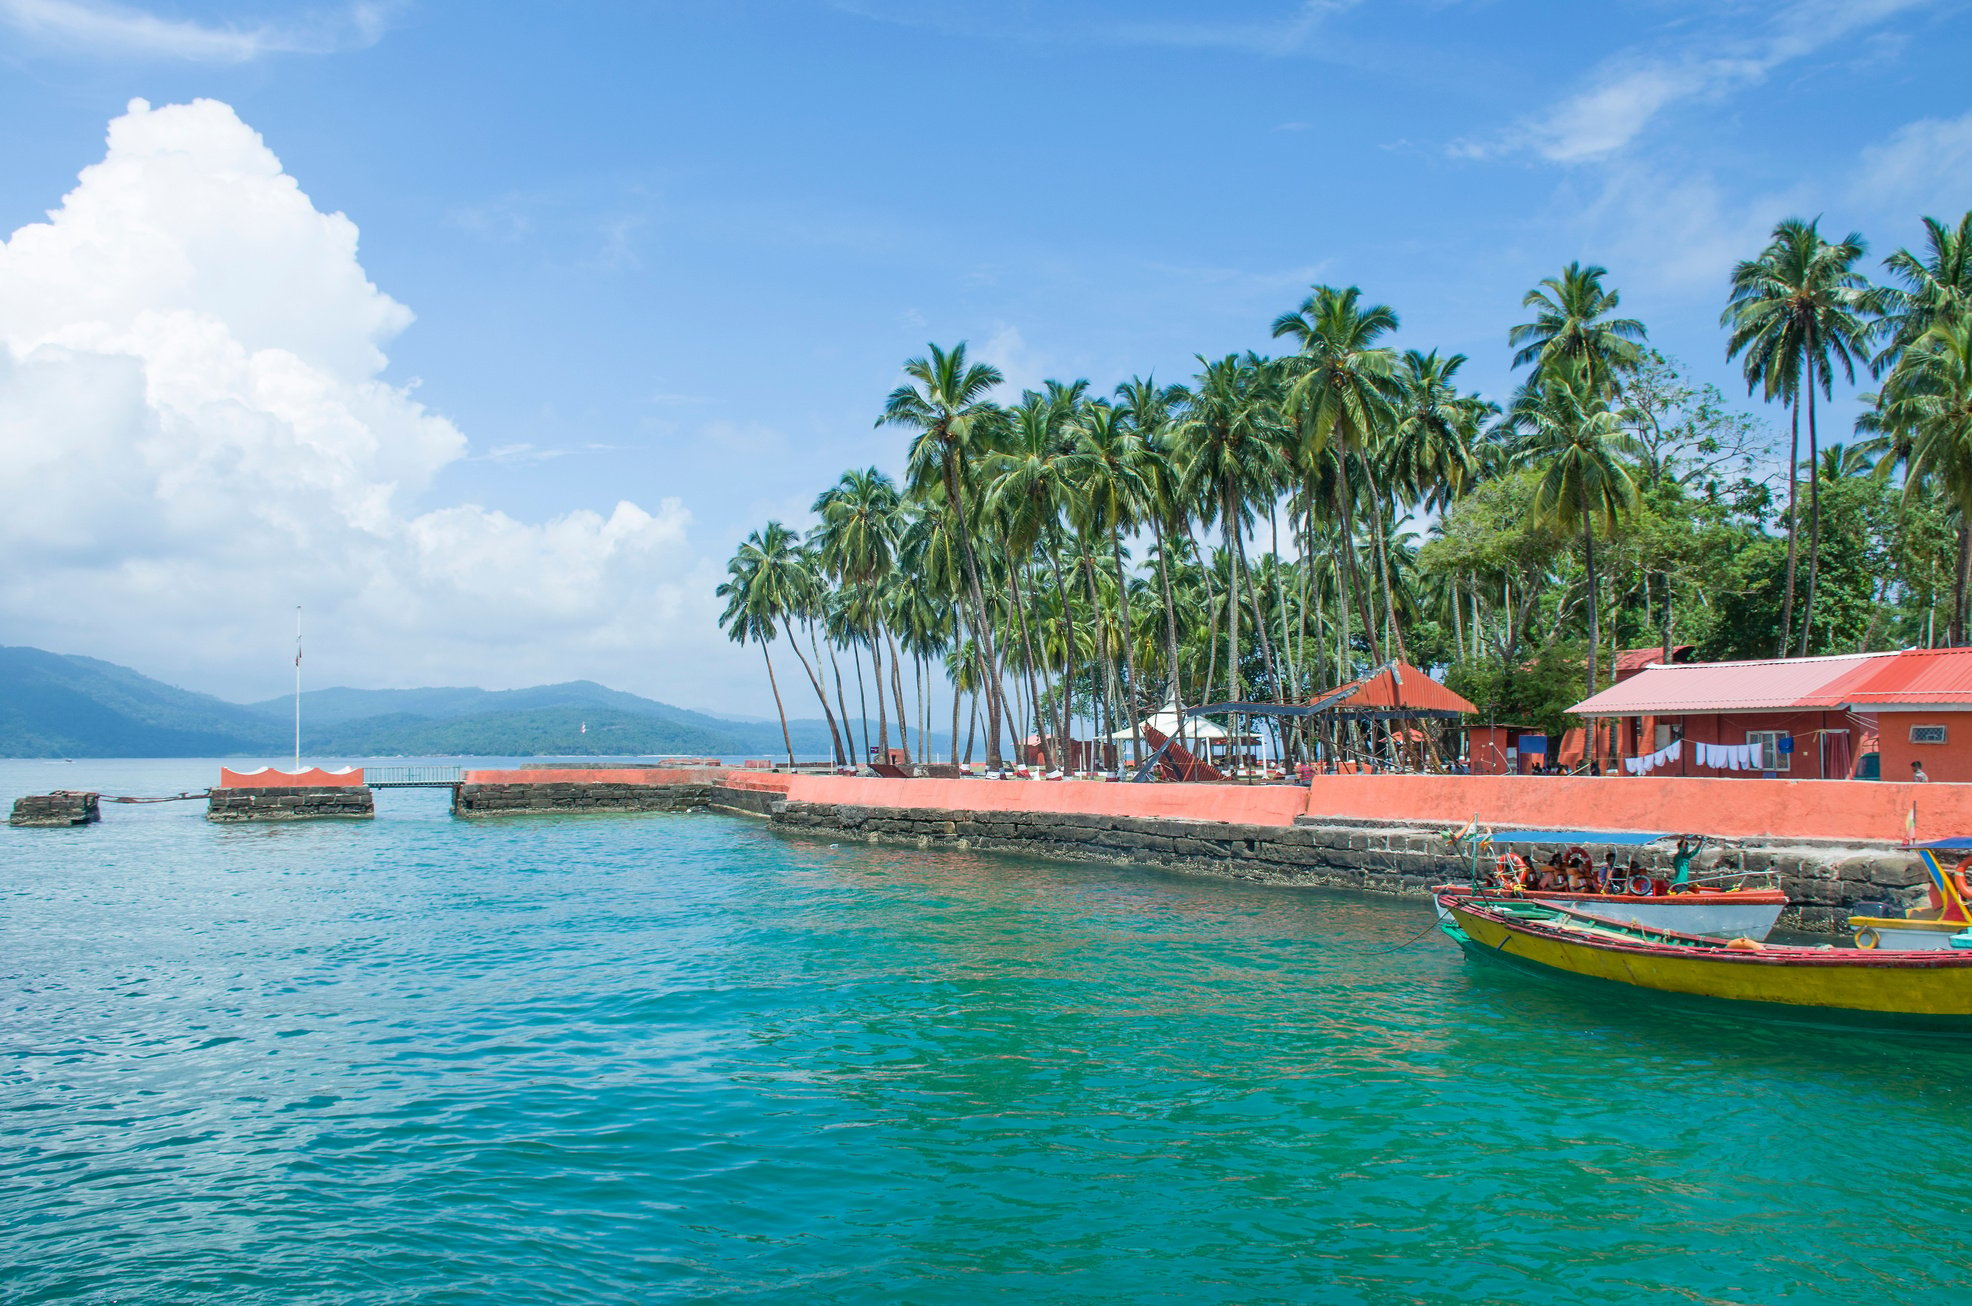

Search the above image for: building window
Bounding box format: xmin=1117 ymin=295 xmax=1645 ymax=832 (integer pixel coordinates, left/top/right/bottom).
xmin=1746 ymin=730 xmax=1790 ymax=772
xmin=1911 ymin=724 xmax=1948 ymax=745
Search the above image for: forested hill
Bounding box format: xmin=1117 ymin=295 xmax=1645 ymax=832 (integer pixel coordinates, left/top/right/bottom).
xmin=0 ymin=647 xmax=870 ymax=759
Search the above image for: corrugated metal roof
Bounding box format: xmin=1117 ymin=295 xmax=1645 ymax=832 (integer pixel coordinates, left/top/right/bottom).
xmin=1569 ymin=652 xmax=1895 ymax=716
xmin=1836 ymin=647 xmax=1972 ymax=704
xmin=1614 ymin=644 xmax=1694 ymax=675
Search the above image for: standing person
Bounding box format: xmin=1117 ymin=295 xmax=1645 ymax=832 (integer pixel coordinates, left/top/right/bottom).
xmin=1913 ymin=760 xmax=1931 ymax=783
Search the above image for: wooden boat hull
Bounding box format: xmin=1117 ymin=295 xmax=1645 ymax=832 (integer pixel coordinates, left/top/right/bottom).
xmin=1442 ymin=896 xmax=1972 ymax=1026
xmin=1431 ymin=887 xmax=1786 ymax=941
xmin=1847 ymin=917 xmax=1965 ymax=951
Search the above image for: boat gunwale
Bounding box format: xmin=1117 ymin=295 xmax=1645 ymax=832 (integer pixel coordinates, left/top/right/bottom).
xmin=1438 ymin=893 xmax=1972 ymax=970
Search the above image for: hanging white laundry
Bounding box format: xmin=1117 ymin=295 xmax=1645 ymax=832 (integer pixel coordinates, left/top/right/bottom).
xmin=1694 ymin=742 xmax=1713 ymax=768
xmin=1666 ymin=740 xmax=1682 ymax=765
xmin=1626 ymin=756 xmax=1644 ymax=775
xmin=1743 ymin=742 xmax=1763 ymax=770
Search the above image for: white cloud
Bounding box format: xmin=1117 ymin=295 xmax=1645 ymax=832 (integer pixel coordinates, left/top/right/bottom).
xmin=1462 ymin=0 xmax=1939 ymax=163
xmin=0 ymin=0 xmax=389 ymax=61
xmin=976 ymin=324 xmax=1051 ymax=397
xmin=0 ymin=98 xmax=729 ymax=704
xmin=1852 ymin=108 xmax=1972 ymax=217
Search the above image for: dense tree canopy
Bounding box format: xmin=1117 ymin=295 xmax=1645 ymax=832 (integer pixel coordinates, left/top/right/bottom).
xmin=720 ymin=212 xmax=1972 ymax=768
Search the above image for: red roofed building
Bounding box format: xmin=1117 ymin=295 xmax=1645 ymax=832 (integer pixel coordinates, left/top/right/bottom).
xmin=1833 ymin=647 xmax=1972 ymax=782
xmin=1569 ymin=651 xmax=1895 ymax=779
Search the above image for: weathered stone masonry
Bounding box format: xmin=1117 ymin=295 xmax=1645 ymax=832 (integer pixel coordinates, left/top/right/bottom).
xmin=452 ymin=781 xmax=723 ymax=817
xmin=206 ymin=786 xmax=374 ymax=822
xmin=765 ymin=799 xmax=1927 ymax=934
xmin=10 ymin=792 xmax=101 ymax=827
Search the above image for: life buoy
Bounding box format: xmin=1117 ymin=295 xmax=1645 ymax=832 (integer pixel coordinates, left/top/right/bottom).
xmin=1855 ymin=926 xmax=1882 ymax=949
xmin=1563 ymin=846 xmax=1592 ymax=872
xmin=1628 ymin=874 xmax=1653 ymax=896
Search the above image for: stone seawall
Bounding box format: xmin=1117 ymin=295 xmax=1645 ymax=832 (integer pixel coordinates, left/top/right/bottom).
xmin=10 ymin=792 xmax=102 ymax=828
xmin=207 ymin=786 xmax=375 ymax=822
xmin=452 ymin=781 xmax=722 ymax=817
xmin=769 ymin=799 xmax=1929 ymax=934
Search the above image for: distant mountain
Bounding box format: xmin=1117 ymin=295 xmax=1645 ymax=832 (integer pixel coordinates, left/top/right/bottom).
xmin=0 ymin=646 xmax=281 ymax=757
xmin=0 ymin=645 xmax=937 ymax=759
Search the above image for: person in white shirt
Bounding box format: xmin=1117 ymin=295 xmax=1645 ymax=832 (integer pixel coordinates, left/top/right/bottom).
xmin=1912 ymin=760 xmax=1931 ymax=783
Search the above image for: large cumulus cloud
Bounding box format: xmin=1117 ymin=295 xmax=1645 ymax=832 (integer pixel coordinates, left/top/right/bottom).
xmin=0 ymin=98 xmax=720 ymax=702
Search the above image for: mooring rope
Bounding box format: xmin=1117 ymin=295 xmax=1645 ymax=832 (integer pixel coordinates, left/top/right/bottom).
xmin=1350 ymin=913 xmax=1452 ymax=956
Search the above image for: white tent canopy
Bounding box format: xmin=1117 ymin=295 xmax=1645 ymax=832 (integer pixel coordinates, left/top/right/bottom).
xmin=1107 ymin=706 xmax=1229 ymax=742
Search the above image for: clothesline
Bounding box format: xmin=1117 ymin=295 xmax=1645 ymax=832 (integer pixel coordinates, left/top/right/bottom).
xmin=1622 ymin=739 xmax=1773 ymax=773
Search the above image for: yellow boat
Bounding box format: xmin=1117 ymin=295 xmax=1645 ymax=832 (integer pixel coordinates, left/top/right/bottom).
xmin=1440 ymin=893 xmax=1972 ymax=1028
xmin=1848 ymin=841 xmax=1972 ymax=950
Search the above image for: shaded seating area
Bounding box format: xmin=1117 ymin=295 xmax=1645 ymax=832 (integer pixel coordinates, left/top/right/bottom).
xmin=1173 ymin=660 xmax=1477 ymax=777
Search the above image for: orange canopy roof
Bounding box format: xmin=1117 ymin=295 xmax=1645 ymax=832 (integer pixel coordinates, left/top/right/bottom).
xmin=1311 ymin=661 xmax=1477 ymax=717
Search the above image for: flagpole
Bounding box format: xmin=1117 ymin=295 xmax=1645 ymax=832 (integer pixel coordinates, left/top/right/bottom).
xmin=293 ymin=606 xmax=302 ymax=772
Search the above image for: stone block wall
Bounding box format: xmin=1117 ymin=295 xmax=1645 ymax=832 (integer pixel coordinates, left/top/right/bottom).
xmin=768 ymin=800 xmax=1929 ymax=934
xmin=452 ymin=781 xmax=720 ymax=817
xmin=9 ymin=792 xmax=101 ymax=827
xmin=206 ymin=786 xmax=375 ymax=822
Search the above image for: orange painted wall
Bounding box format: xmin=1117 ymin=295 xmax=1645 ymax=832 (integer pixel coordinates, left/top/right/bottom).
xmin=219 ymin=767 xmax=365 ymax=789
xmin=774 ymin=775 xmax=1313 ymax=826
xmin=461 ymin=766 xmax=736 ymax=786
xmin=1875 ymin=712 xmax=1972 ymax=784
xmin=1300 ymin=773 xmax=1972 ymax=842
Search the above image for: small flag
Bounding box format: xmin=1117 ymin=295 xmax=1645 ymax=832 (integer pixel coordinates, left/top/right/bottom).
xmin=1907 ymin=801 xmax=1918 ymax=846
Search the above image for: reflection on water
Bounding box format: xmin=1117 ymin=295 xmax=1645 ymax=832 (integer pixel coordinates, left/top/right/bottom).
xmin=3 ymin=759 xmax=1970 ymax=1303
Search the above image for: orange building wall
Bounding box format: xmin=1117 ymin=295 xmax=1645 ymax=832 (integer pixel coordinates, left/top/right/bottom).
xmin=1875 ymin=712 xmax=1972 ymax=784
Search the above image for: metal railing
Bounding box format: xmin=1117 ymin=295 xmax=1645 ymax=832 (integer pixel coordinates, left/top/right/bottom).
xmin=363 ymin=765 xmax=463 ymax=788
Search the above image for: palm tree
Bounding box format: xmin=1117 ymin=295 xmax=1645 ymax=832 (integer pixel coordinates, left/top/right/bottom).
xmin=1876 ymin=212 xmax=1972 ymax=372
xmin=982 ymin=391 xmax=1075 ymax=765
xmin=1388 ymin=349 xmax=1489 ymax=514
xmin=879 ymin=343 xmax=1010 ymax=768
xmin=1723 ymin=218 xmax=1878 ymax=655
xmin=1510 ymin=262 xmax=1648 ymax=385
xmin=715 ymin=522 xmax=808 ymax=766
xmin=1891 ymin=321 xmax=1972 ymax=643
xmin=1114 ymin=376 xmax=1191 ymax=716
xmin=1510 ymin=358 xmax=1639 ymax=705
xmin=812 ymin=468 xmax=902 ymax=760
xmin=1173 ymin=354 xmax=1289 ymax=709
xmin=1273 ymin=286 xmax=1402 ymax=661
xmin=1063 ymin=398 xmax=1154 ymax=762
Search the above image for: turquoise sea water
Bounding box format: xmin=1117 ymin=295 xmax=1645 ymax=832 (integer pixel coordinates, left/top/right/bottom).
xmin=4 ymin=759 xmax=1971 ymax=1303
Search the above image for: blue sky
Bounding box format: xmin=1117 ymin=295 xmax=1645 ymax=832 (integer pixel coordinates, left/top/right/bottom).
xmin=1 ymin=0 xmax=1968 ymax=713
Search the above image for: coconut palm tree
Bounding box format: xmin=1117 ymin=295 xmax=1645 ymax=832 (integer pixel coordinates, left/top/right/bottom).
xmin=1876 ymin=212 xmax=1972 ymax=372
xmin=1388 ymin=349 xmax=1489 ymax=514
xmin=1510 ymin=358 xmax=1640 ymax=703
xmin=1273 ymin=285 xmax=1403 ymax=661
xmin=1114 ymin=376 xmax=1192 ymax=715
xmin=812 ymin=467 xmax=902 ymax=759
xmin=879 ymin=343 xmax=1010 ymax=768
xmin=1172 ymin=354 xmax=1289 ymax=707
xmin=1891 ymin=321 xmax=1972 ymax=643
xmin=715 ymin=522 xmax=808 ymax=766
xmin=1510 ymin=262 xmax=1648 ymax=385
xmin=1722 ymin=218 xmax=1878 ymax=655
xmin=1063 ymin=398 xmax=1155 ymax=762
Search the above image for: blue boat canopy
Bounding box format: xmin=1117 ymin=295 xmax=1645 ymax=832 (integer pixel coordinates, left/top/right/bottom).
xmin=1915 ymin=838 xmax=1972 ymax=851
xmin=1483 ymin=829 xmax=1668 ymax=845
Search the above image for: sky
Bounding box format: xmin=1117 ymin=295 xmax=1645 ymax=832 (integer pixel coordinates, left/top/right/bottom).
xmin=1 ymin=0 xmax=1969 ymax=716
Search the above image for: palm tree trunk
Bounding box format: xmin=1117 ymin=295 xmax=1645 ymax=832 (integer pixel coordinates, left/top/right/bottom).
xmin=761 ymin=643 xmax=794 ymax=768
xmin=826 ymin=636 xmax=855 ymax=765
xmin=1045 ymin=528 xmax=1078 ymax=766
xmin=944 ymin=456 xmax=1004 ymax=769
xmin=1332 ymin=464 xmax=1380 ymax=661
xmin=869 ymin=622 xmax=889 ymax=757
xmin=885 ymin=627 xmax=910 ymax=760
xmin=1778 ymin=395 xmax=1801 ymax=656
xmin=790 ymin=622 xmax=843 ymax=765
xmin=1223 ymin=482 xmax=1241 ymax=711
xmin=1581 ymin=488 xmax=1601 ymax=710
xmin=950 ymin=664 xmax=962 ymax=765
xmin=1953 ymin=518 xmax=1971 ymax=648
xmin=851 ymin=640 xmax=871 ymax=762
xmin=1110 ymin=532 xmax=1145 ymax=767
xmin=1151 ymin=518 xmax=1184 ymax=715
xmin=1007 ymin=564 xmax=1052 ymax=768
xmin=1358 ymin=454 xmax=1408 ymax=665
xmin=1798 ymin=357 xmax=1822 ymax=656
